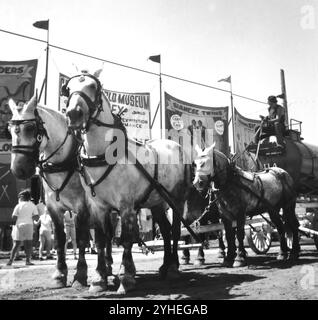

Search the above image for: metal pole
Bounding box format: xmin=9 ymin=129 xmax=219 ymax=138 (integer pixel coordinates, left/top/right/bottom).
xmin=280 ymin=69 xmax=288 ymax=128
xmin=159 ymin=61 xmax=163 ymax=139
xmin=44 ymin=20 xmax=49 ymax=105
xmin=230 ymin=80 xmax=235 ymax=154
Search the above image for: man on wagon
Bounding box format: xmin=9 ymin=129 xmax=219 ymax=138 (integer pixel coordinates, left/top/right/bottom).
xmin=254 ymin=95 xmax=286 ymax=148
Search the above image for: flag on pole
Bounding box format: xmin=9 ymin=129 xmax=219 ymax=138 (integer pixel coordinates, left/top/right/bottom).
xmin=218 ymin=75 xmax=231 ymax=84
xmin=33 ymin=20 xmax=49 ymax=30
xmin=148 ymin=55 xmax=161 ymax=63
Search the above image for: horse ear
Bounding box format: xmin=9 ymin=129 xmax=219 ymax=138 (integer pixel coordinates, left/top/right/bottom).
xmin=93 ymin=68 xmax=103 ymax=78
xmin=24 ymin=92 xmax=38 ymax=114
xmin=8 ymin=98 xmax=18 ymax=114
xmin=194 ymin=144 xmax=202 ymax=156
xmin=206 ymin=144 xmax=215 ymax=156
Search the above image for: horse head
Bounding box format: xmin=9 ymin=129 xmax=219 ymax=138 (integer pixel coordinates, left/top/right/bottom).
xmin=8 ymin=94 xmax=49 ymax=179
xmin=64 ymin=69 xmax=104 ymax=130
xmin=193 ymin=143 xmax=215 ymax=195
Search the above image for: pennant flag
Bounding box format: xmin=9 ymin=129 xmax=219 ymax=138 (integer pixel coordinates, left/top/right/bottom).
xmin=148 ymin=55 xmax=161 ymax=63
xmin=218 ymin=75 xmax=231 ymax=83
xmin=33 ymin=20 xmax=49 ymax=30
xmin=276 ymin=93 xmax=285 ymax=99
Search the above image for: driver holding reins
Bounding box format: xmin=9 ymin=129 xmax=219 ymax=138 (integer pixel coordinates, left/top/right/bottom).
xmin=254 ymin=95 xmax=286 ymax=148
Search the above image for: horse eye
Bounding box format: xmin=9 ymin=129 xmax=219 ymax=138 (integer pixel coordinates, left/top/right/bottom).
xmin=200 ymin=162 xmax=205 ymax=168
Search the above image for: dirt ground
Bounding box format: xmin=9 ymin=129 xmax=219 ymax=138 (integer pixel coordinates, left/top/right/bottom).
xmin=0 ymin=238 xmax=318 ymax=300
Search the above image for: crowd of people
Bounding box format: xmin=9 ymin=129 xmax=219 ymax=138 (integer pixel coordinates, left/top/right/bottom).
xmin=5 ymin=189 xmax=97 ymax=266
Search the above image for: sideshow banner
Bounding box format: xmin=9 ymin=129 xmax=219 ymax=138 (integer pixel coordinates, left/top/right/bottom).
xmin=165 ymin=92 xmax=229 ymax=157
xmin=58 ymin=74 xmax=151 ymax=140
xmin=58 ymin=73 xmax=70 ymax=113
xmin=234 ymin=108 xmax=261 ymax=154
xmin=0 ymin=161 xmax=18 ymax=208
xmin=0 ymin=59 xmax=38 ymax=139
xmin=103 ymin=90 xmax=151 ymax=141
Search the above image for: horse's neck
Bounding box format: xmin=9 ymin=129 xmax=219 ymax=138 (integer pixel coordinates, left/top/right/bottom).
xmin=38 ymin=107 xmax=74 ymax=163
xmin=213 ymin=150 xmax=230 ymax=187
xmin=83 ymin=95 xmax=115 ymax=156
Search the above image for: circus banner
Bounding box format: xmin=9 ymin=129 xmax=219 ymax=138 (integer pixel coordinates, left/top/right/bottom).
xmin=164 ymin=92 xmax=229 ymax=157
xmin=58 ymin=73 xmax=69 ymax=113
xmin=234 ymin=108 xmax=261 ymax=155
xmin=104 ymin=89 xmax=151 ymax=141
xmin=0 ymin=59 xmax=38 ymax=139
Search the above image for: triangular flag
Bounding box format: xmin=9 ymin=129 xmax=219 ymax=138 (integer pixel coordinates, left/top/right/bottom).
xmin=149 ymin=55 xmax=161 ymax=63
xmin=218 ymin=75 xmax=231 ymax=83
xmin=33 ymin=20 xmax=49 ymax=30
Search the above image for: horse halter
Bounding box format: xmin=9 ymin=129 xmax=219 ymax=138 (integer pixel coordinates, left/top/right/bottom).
xmin=8 ymin=109 xmax=49 ymax=160
xmin=61 ymin=73 xmax=103 ymax=130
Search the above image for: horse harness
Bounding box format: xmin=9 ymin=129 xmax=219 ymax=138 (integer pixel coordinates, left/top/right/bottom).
xmin=9 ymin=110 xmax=79 ymax=201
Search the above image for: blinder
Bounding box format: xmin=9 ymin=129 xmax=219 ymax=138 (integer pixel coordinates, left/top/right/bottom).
xmin=61 ymin=73 xmax=103 ymax=115
xmin=8 ymin=111 xmax=49 ymax=160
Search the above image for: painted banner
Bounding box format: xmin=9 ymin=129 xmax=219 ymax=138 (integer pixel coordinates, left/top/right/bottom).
xmin=0 ymin=59 xmax=38 ymax=139
xmin=234 ymin=108 xmax=261 ymax=155
xmin=104 ymin=89 xmax=151 ymax=141
xmin=58 ymin=74 xmax=151 ymax=140
xmin=58 ymin=73 xmax=70 ymax=113
xmin=165 ymin=92 xmax=229 ymax=158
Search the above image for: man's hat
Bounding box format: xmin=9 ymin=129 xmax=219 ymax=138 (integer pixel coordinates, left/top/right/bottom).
xmin=267 ymin=95 xmax=277 ymax=103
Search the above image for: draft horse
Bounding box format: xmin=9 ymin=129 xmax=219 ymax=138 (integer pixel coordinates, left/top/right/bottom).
xmin=193 ymin=143 xmax=300 ymax=267
xmin=64 ymin=71 xmax=194 ymax=294
xmin=8 ymin=96 xmax=114 ymax=289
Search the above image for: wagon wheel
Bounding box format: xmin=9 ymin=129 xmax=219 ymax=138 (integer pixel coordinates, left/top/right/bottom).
xmin=246 ymin=223 xmax=272 ymax=254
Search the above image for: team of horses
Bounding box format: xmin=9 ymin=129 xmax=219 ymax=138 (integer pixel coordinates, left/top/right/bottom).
xmin=7 ymin=70 xmax=301 ymax=295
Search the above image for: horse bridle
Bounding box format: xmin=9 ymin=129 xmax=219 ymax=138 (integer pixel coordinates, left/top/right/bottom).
xmin=9 ymin=109 xmax=49 ymax=160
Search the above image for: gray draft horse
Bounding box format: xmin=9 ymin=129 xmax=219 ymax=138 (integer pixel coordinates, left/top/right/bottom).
xmin=8 ymin=96 xmax=115 ymax=289
xmin=193 ymin=143 xmax=300 ymax=267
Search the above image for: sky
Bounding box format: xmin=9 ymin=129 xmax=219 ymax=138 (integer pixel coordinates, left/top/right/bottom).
xmin=1 ymin=0 xmax=317 ymax=145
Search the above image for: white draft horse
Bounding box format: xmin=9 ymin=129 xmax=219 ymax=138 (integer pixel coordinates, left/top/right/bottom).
xmin=8 ymin=96 xmax=115 ymax=289
xmin=193 ymin=143 xmax=300 ymax=267
xmin=64 ymin=71 xmax=193 ymax=294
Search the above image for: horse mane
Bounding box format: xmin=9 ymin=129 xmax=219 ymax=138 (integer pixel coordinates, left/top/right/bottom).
xmin=213 ymin=149 xmax=231 ymax=188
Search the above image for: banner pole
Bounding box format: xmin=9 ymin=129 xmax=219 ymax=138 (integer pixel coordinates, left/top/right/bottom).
xmin=159 ymin=62 xmax=163 ymax=139
xmin=44 ymin=20 xmax=49 ymax=105
xmin=230 ymin=80 xmax=235 ymax=154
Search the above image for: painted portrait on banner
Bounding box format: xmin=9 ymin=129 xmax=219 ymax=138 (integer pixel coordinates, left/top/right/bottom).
xmin=165 ymin=92 xmax=229 ymax=160
xmin=0 ymin=60 xmax=37 ymax=139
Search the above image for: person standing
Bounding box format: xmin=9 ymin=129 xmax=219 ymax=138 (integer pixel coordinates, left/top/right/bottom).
xmin=7 ymin=189 xmax=39 ymax=266
xmin=35 ymin=207 xmax=54 ymax=260
xmin=64 ymin=210 xmax=77 ymax=260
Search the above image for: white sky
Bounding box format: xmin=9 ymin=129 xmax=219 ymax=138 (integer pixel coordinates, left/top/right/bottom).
xmin=1 ymin=0 xmax=317 ymax=144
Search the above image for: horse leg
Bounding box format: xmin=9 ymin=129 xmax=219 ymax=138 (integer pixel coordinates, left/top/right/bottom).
xmin=269 ymin=210 xmax=289 ymax=261
xmin=151 ymin=205 xmax=173 ymax=279
xmin=50 ymin=209 xmax=68 ymax=287
xmin=222 ymin=218 xmax=236 ymax=267
xmin=283 ymin=201 xmax=301 ymax=261
xmin=233 ymin=216 xmax=248 ymax=267
xmin=194 ymin=234 xmax=205 ymax=266
xmin=117 ymin=209 xmax=138 ymax=295
xmin=72 ymin=209 xmax=89 ymax=289
xmin=180 ymin=236 xmax=190 ymax=265
xmin=89 ymin=225 xmax=108 ymax=293
xmin=170 ymin=205 xmax=181 ymax=278
xmin=217 ymin=230 xmax=226 ymax=258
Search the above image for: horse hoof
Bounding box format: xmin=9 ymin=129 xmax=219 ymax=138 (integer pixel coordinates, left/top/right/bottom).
xmin=159 ymin=265 xmax=168 ymax=279
xmin=88 ymin=283 xmax=107 ymax=294
xmin=194 ymin=259 xmax=204 ymax=266
xmin=113 ymin=275 xmax=120 ymax=287
xmin=116 ymin=276 xmax=136 ymax=295
xmin=72 ymin=280 xmax=87 ymax=290
xmin=52 ymin=271 xmax=67 ymax=288
xmin=222 ymin=259 xmax=234 ymax=268
xmin=276 ymin=252 xmax=288 ymax=261
xmin=217 ymin=251 xmax=225 ymax=259
xmin=233 ymin=259 xmax=247 ymax=268
xmin=180 ymin=258 xmax=190 ymax=265
xmin=288 ymin=252 xmax=300 ymax=261
xmin=166 ymin=265 xmax=181 ymax=280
